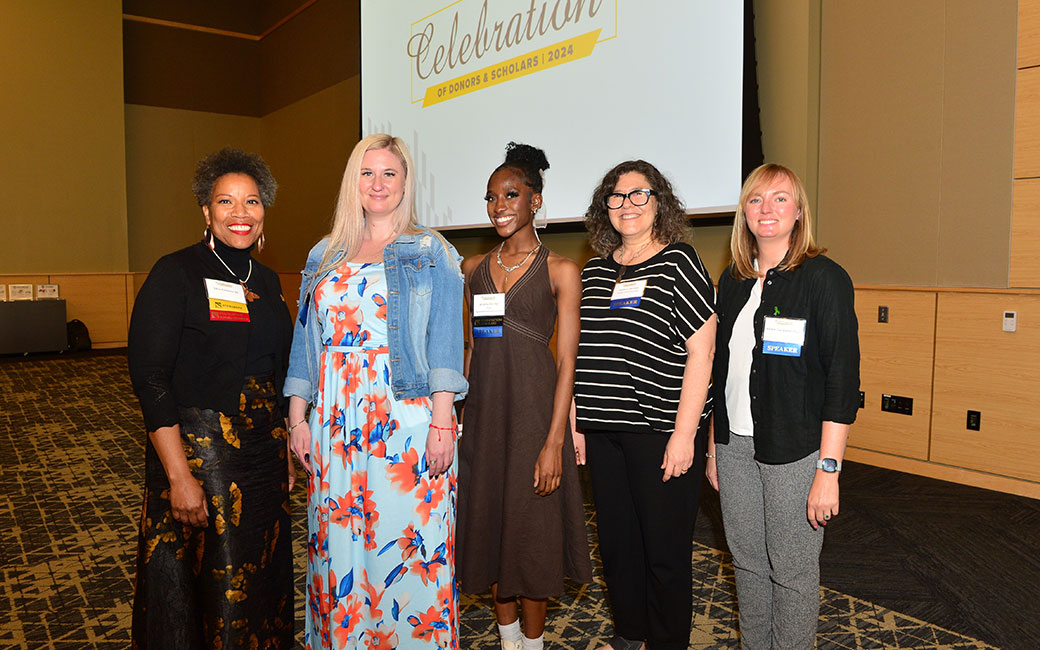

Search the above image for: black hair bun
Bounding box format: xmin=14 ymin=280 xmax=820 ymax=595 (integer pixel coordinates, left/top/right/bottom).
xmin=504 ymin=142 xmax=549 ymax=172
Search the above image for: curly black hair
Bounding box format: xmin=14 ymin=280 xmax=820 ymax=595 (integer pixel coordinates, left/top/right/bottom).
xmin=583 ymin=159 xmax=689 ymax=258
xmin=492 ymin=141 xmax=549 ymax=193
xmin=191 ymin=147 xmax=277 ymax=208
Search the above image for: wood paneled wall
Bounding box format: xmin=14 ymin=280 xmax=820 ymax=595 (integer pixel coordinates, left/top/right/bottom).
xmin=847 ymin=287 xmax=1040 ymax=499
xmin=1011 ymin=1 xmax=1040 ymax=287
xmin=851 ymin=290 xmax=936 ymax=460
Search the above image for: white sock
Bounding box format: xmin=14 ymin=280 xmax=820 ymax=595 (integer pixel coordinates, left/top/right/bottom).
xmin=499 ymin=619 xmax=522 ymax=643
xmin=522 ymin=633 xmax=544 ymax=650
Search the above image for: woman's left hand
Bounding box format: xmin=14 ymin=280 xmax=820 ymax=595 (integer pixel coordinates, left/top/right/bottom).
xmin=807 ymin=472 xmax=840 ymax=529
xmin=534 ymin=443 xmax=563 ymax=496
xmin=661 ymin=430 xmax=696 ymax=482
xmin=425 ymin=424 xmax=455 ymax=478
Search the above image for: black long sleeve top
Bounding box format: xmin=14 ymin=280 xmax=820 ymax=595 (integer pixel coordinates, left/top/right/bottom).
xmin=711 ymin=254 xmax=860 ymax=464
xmin=128 ymin=239 xmax=292 ymax=432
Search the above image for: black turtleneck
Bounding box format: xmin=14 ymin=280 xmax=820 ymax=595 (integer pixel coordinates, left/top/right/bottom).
xmin=128 ymin=238 xmax=292 ymax=431
xmin=210 ymin=236 xmax=277 ymax=376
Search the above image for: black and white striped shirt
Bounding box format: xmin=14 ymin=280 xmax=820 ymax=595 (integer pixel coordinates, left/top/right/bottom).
xmin=575 ymin=242 xmax=715 ymax=435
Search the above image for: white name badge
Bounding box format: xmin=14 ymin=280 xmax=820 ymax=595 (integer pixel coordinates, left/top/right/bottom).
xmin=205 ymin=278 xmax=247 ymax=303
xmin=472 ymin=292 xmax=505 ymax=337
xmin=762 ymin=316 xmax=807 ymax=357
xmin=610 ymin=279 xmax=647 ymax=309
xmin=205 ymin=278 xmax=250 ymax=322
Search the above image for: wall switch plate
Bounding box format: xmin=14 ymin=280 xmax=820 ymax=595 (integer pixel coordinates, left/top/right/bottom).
xmin=881 ymin=394 xmax=913 ymax=415
xmin=967 ymin=410 xmax=981 ymax=431
xmin=1003 ymin=311 xmax=1017 ymax=332
xmin=878 ymin=305 xmax=889 ymax=323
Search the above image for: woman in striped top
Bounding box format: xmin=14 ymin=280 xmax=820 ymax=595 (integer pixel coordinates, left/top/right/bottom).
xmin=574 ymin=160 xmax=716 ymax=650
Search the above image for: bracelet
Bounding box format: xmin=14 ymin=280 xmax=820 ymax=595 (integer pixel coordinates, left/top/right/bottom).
xmin=429 ymin=423 xmax=457 ymax=442
xmin=288 ymin=420 xmax=306 ymax=433
xmin=705 ymin=453 xmax=717 ymax=459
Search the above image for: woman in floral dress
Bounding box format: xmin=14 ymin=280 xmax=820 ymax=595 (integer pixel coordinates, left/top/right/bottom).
xmin=284 ymin=134 xmax=467 ymax=649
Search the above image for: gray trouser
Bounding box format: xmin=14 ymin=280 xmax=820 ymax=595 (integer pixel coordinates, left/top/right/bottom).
xmin=716 ymin=435 xmax=824 ymax=650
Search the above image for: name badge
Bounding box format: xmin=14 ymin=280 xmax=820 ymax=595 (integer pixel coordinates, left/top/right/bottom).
xmin=762 ymin=316 xmax=806 ymax=356
xmin=205 ymin=278 xmax=250 ymax=322
xmin=610 ymin=279 xmax=647 ymax=309
xmin=472 ymin=292 xmax=505 ymax=338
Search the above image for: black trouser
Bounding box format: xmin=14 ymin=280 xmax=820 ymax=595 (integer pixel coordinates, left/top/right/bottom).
xmin=586 ymin=426 xmax=706 ymax=650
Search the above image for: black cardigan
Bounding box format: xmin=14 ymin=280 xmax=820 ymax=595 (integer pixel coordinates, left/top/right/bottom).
xmin=128 ymin=241 xmax=292 ymax=432
xmin=711 ymin=254 xmax=860 ymax=464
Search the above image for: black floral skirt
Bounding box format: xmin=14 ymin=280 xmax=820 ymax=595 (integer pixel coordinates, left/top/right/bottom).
xmin=132 ymin=375 xmax=293 ymax=649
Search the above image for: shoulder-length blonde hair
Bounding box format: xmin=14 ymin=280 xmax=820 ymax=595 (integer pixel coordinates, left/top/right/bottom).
xmin=317 ymin=133 xmax=422 ymax=274
xmin=730 ymin=163 xmax=825 ymax=280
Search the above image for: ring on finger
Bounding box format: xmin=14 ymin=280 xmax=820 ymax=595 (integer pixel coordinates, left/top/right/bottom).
xmin=824 ymin=513 xmax=831 ymax=520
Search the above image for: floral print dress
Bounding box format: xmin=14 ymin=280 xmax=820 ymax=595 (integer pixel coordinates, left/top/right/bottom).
xmin=305 ymin=261 xmax=457 ymax=650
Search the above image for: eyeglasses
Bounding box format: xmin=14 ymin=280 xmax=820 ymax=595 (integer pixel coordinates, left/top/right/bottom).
xmin=605 ymin=189 xmax=656 ymax=209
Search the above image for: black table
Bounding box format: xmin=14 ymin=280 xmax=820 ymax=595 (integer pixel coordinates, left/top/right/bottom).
xmin=0 ymin=300 xmax=68 ymax=354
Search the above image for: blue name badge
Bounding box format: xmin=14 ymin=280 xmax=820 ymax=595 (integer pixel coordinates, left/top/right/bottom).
xmin=473 ymin=293 xmax=505 ymax=338
xmin=610 ymin=279 xmax=647 ymax=309
xmin=761 ymin=316 xmax=807 ymax=357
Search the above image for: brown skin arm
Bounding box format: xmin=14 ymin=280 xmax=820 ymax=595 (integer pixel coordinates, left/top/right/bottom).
xmin=148 ymin=424 xmax=209 ymax=527
xmin=459 ymin=254 xmax=486 ymax=426
xmin=533 ymin=253 xmax=582 ymax=496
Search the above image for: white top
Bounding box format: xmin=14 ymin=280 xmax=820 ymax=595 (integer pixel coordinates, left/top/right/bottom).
xmin=725 ymin=276 xmax=761 ymax=437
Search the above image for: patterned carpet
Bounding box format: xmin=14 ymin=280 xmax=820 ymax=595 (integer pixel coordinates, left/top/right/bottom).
xmin=0 ymin=354 xmax=998 ymax=649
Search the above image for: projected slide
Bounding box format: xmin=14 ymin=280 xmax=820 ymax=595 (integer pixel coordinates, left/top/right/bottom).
xmin=361 ymin=0 xmax=743 ymax=229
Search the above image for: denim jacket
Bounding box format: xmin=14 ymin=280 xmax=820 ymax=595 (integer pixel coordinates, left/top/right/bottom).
xmin=283 ymin=229 xmax=468 ymax=405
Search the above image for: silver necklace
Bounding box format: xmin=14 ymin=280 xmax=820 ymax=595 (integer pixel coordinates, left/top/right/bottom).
xmin=496 ymin=241 xmax=540 ymax=284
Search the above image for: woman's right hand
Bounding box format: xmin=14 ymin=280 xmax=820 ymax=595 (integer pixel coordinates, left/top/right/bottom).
xmin=290 ymin=420 xmax=313 ymax=475
xmin=169 ymin=475 xmax=209 ymax=527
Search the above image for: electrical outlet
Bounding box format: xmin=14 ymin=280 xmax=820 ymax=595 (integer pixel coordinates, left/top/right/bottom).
xmin=881 ymin=394 xmax=913 ymax=415
xmin=878 ymin=306 xmax=889 ymax=323
xmin=859 ymin=391 xmax=865 ymax=408
xmin=966 ymin=410 xmax=981 ymax=431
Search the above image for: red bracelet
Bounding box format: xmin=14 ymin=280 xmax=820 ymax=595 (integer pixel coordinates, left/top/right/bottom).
xmin=429 ymin=423 xmax=456 ymax=442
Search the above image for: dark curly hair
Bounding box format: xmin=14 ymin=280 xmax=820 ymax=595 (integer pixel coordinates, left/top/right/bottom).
xmin=191 ymin=147 xmax=277 ymax=208
xmin=492 ymin=141 xmax=549 ymax=193
xmin=584 ymin=159 xmax=689 ymax=258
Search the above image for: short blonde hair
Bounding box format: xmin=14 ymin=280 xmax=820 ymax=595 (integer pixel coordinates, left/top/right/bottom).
xmin=318 ymin=134 xmax=421 ymax=274
xmin=729 ymin=163 xmax=824 ymax=280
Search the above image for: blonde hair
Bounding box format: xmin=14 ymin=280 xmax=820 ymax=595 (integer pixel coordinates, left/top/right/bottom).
xmin=317 ymin=134 xmax=422 ymax=274
xmin=729 ymin=163 xmax=824 ymax=280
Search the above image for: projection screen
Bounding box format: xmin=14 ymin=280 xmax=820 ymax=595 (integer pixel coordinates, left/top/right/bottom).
xmin=361 ymin=0 xmax=743 ymax=229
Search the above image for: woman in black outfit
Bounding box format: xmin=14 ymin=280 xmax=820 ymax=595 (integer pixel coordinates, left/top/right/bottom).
xmin=128 ymin=148 xmax=294 ymax=649
xmin=574 ymin=160 xmax=716 ymax=650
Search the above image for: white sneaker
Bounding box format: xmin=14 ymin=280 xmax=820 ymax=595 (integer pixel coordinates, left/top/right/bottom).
xmin=501 ymin=639 xmax=523 ymax=650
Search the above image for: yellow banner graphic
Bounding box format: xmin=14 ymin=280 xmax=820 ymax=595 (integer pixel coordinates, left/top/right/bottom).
xmin=209 ymin=298 xmax=248 ymax=314
xmin=421 ymin=28 xmax=601 ymax=108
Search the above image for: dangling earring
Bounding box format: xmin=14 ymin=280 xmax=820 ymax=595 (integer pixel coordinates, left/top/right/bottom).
xmin=205 ymin=228 xmax=216 ymax=251
xmin=258 ymin=232 xmax=266 ymax=252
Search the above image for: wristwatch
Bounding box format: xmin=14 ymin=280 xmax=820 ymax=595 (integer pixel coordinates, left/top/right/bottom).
xmin=816 ymin=458 xmax=842 ymax=473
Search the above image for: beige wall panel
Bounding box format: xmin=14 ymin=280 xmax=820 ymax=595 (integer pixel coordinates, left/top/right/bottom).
xmin=125 ymin=104 xmax=261 ymax=272
xmin=931 ymin=293 xmax=1040 ymax=482
xmin=937 ymin=0 xmax=1015 ymax=288
xmin=1014 ymin=67 xmax=1040 ymax=179
xmin=0 ymin=275 xmax=49 ymax=289
xmin=1010 ymin=179 xmax=1040 ymax=287
xmin=0 ymin=0 xmax=127 ymax=273
xmin=752 ymin=0 xmax=820 ymax=209
xmin=51 ymin=275 xmax=129 ymax=346
xmin=1019 ymin=0 xmax=1040 ymax=68
xmin=817 ymin=2 xmax=944 ymax=286
xmin=257 ymin=78 xmax=360 ymax=273
xmin=848 ymin=290 xmax=935 ymax=459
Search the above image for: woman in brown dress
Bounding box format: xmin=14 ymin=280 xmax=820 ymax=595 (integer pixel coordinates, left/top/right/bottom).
xmin=457 ymin=143 xmax=592 ymax=650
